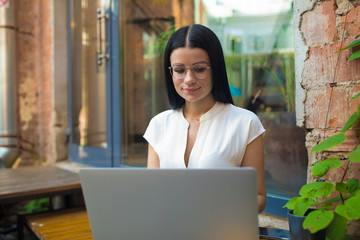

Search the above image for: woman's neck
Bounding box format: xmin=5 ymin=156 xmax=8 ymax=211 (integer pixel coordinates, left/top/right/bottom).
xmin=183 ymin=99 xmax=216 ymax=121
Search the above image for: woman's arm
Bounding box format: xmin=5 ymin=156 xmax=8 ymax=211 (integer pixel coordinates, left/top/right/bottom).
xmin=147 ymin=144 xmax=160 ymax=168
xmin=241 ymin=135 xmax=266 ymax=213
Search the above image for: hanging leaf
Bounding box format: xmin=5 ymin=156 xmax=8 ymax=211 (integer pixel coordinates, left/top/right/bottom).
xmin=303 ymin=209 xmax=334 ymax=233
xmin=336 ymin=39 xmax=360 ymax=52
xmin=346 ymin=179 xmax=360 ymax=194
xmin=312 ymin=133 xmax=347 ymax=152
xmin=283 ymin=197 xmax=299 ymax=210
xmin=283 ymin=197 xmax=317 ymax=216
xmin=335 ymin=180 xmax=359 ymax=195
xmin=293 ymin=198 xmax=317 ymax=216
xmin=300 ymin=182 xmax=335 ymax=198
xmin=342 ymin=111 xmax=360 ymax=133
xmin=336 ymin=182 xmax=349 ymax=194
xmin=348 ymin=50 xmax=360 ymax=61
xmin=325 ymin=213 xmax=348 ymax=240
xmin=312 ymin=158 xmax=343 ymax=177
xmin=351 ymin=92 xmax=360 ymax=101
xmin=349 ymin=147 xmax=360 ymax=162
xmin=322 ymin=196 xmax=342 ymax=205
xmin=355 ymin=190 xmax=360 ymax=197
xmin=335 ymin=197 xmax=360 ymax=220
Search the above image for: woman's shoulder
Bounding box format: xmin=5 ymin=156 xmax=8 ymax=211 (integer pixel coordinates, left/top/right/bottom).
xmin=224 ymin=104 xmax=260 ymax=120
xmin=149 ymin=109 xmax=179 ymax=124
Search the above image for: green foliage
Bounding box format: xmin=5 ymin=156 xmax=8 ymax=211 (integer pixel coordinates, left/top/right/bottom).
xmin=303 ymin=209 xmax=334 ymax=234
xmin=349 ymin=145 xmax=360 ymax=162
xmin=312 ymin=158 xmax=343 ymax=177
xmin=299 ymin=182 xmax=335 ymax=198
xmin=311 ymin=133 xmax=346 ymax=152
xmin=325 ymin=213 xmax=348 ymax=240
xmin=284 ymin=90 xmax=360 ymax=238
xmin=342 ymin=110 xmax=360 ymax=133
xmin=336 ymin=38 xmax=360 ymax=61
xmin=22 ymin=198 xmax=49 ymax=214
xmin=335 ymin=196 xmax=360 ymax=220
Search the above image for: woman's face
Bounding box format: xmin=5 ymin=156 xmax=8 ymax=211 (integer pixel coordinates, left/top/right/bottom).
xmin=170 ymin=47 xmax=214 ymax=106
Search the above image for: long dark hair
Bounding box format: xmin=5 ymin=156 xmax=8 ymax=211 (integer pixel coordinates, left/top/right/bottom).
xmin=164 ymin=24 xmax=233 ymax=109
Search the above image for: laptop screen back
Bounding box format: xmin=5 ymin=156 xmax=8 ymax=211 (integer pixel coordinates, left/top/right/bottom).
xmin=80 ymin=168 xmax=259 ymax=240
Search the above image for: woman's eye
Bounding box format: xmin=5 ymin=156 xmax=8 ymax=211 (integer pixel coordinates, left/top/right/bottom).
xmin=194 ymin=67 xmax=206 ymax=73
xmin=174 ymin=68 xmax=185 ymax=73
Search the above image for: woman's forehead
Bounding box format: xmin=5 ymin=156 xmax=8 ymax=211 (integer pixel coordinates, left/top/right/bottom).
xmin=170 ymin=47 xmax=210 ymax=64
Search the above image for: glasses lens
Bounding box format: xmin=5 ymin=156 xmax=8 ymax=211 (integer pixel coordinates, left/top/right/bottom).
xmin=192 ymin=64 xmax=208 ymax=79
xmin=171 ymin=66 xmax=185 ymax=79
xmin=170 ymin=65 xmax=209 ymax=79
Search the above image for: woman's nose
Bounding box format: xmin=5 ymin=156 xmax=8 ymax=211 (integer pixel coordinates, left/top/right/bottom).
xmin=183 ymin=69 xmax=196 ymax=84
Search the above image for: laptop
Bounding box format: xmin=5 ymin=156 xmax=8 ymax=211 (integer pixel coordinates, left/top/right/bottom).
xmin=79 ymin=168 xmax=259 ymax=240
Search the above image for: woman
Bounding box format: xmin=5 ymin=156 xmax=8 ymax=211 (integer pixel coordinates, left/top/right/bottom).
xmin=143 ymin=24 xmax=266 ymax=212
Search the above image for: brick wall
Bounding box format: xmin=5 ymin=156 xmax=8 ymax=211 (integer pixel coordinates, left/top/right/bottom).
xmin=297 ymin=0 xmax=360 ymax=183
xmin=18 ymin=0 xmax=53 ymax=165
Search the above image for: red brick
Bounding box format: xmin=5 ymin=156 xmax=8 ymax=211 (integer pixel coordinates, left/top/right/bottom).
xmin=302 ymin=42 xmax=360 ymax=87
xmin=340 ymin=6 xmax=360 ymax=38
xmin=305 ymin=86 xmax=360 ymax=129
xmin=301 ymin=0 xmax=339 ymax=46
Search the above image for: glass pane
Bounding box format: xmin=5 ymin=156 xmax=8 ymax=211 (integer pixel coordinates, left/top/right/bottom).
xmin=118 ymin=0 xmax=194 ymax=166
xmin=195 ymin=0 xmax=307 ymax=197
xmin=70 ymin=0 xmax=107 ymax=148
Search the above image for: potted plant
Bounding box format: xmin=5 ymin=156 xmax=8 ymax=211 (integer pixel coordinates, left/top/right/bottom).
xmin=284 ymin=38 xmax=360 ymax=240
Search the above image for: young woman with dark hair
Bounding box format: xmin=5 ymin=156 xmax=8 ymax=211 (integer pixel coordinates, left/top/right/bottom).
xmin=144 ymin=24 xmax=266 ymax=212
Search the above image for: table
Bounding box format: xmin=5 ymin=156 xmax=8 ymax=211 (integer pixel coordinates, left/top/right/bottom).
xmin=24 ymin=207 xmax=92 ymax=240
xmin=23 ymin=208 xmax=287 ymax=240
xmin=0 ymin=165 xmax=82 ymax=205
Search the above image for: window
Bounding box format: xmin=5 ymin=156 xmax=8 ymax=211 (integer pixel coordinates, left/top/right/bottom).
xmin=195 ymin=0 xmax=306 ymax=217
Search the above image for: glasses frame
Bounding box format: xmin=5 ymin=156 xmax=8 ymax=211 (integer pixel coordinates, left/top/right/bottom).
xmin=168 ymin=65 xmax=211 ymax=80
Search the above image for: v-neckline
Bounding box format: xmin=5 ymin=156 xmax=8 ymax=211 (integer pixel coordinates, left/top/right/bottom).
xmin=178 ymin=102 xmax=224 ymax=168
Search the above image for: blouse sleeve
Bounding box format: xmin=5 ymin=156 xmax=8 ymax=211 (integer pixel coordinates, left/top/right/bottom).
xmin=143 ymin=112 xmax=167 ymax=151
xmin=143 ymin=117 xmax=156 ymax=148
xmin=247 ymin=114 xmax=266 ymax=145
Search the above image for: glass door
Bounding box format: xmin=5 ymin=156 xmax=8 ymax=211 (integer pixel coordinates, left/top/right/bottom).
xmin=68 ymin=0 xmax=116 ymax=166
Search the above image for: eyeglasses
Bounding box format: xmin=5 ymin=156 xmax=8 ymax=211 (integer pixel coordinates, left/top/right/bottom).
xmin=168 ymin=64 xmax=211 ymax=80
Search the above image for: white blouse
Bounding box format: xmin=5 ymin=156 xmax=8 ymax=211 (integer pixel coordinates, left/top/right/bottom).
xmin=143 ymin=102 xmax=265 ymax=168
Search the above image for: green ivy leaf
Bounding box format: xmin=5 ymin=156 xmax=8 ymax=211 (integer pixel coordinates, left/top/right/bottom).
xmin=325 ymin=213 xmax=348 ymax=240
xmin=351 ymin=93 xmax=360 ymax=101
xmin=322 ymin=196 xmax=342 ymax=205
xmin=303 ymin=209 xmax=333 ymax=233
xmin=342 ymin=111 xmax=360 ymax=133
xmin=347 ymin=179 xmax=360 ymax=194
xmin=336 ymin=182 xmax=349 ymax=194
xmin=349 ymin=148 xmax=360 ymax=162
xmin=336 ymin=39 xmax=360 ymax=52
xmin=335 ymin=197 xmax=360 ymax=220
xmin=322 ymin=203 xmax=335 ymax=210
xmin=293 ymin=198 xmax=317 ymax=216
xmin=283 ymin=197 xmax=300 ymax=210
xmin=355 ymin=190 xmax=360 ymax=197
xmin=349 ymin=50 xmax=360 ymax=61
xmin=334 ymin=180 xmax=358 ymax=197
xmin=300 ymin=182 xmax=335 ymax=199
xmin=312 ymin=133 xmax=347 ymax=152
xmin=312 ymin=158 xmax=343 ymax=177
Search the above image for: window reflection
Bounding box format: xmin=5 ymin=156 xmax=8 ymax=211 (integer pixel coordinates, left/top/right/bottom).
xmin=118 ymin=0 xmax=307 ymax=197
xmin=119 ymin=0 xmax=193 ymax=166
xmin=71 ymin=0 xmax=107 ymax=149
xmin=196 ymin=0 xmax=307 ymax=197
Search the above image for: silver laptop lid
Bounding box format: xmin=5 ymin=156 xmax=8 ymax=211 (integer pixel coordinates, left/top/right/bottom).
xmin=80 ymin=168 xmax=259 ymax=240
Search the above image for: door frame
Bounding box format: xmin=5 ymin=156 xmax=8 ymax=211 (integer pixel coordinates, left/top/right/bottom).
xmin=67 ymin=0 xmax=121 ymax=167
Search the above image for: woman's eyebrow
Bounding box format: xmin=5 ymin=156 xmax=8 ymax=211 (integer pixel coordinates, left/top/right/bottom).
xmin=172 ymin=61 xmax=208 ymax=66
xmin=172 ymin=63 xmax=185 ymax=66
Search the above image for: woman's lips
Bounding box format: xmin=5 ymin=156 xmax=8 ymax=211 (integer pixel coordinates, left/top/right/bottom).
xmin=183 ymin=87 xmax=200 ymax=94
